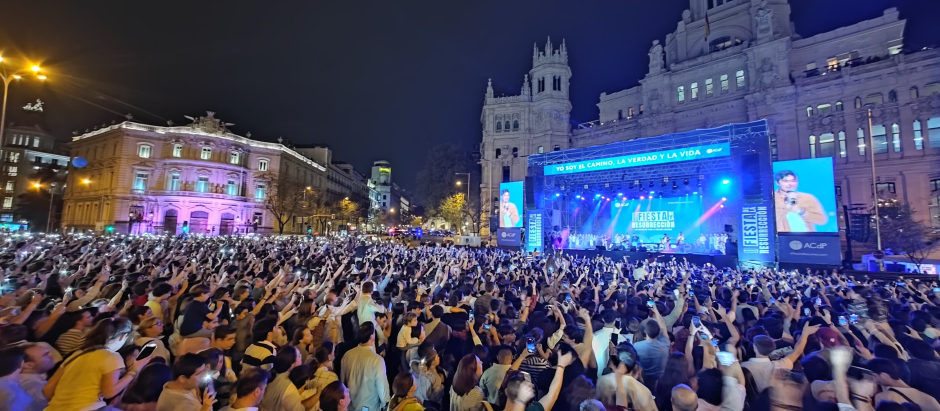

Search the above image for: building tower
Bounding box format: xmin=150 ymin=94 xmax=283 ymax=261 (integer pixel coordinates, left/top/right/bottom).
xmin=479 ymin=37 xmax=572 ymax=236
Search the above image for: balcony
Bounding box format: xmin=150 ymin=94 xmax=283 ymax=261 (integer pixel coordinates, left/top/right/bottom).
xmin=130 ymin=189 xmax=248 ymax=202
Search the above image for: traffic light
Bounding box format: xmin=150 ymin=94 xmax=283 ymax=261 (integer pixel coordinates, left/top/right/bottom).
xmin=182 ymin=221 xmax=189 ymax=232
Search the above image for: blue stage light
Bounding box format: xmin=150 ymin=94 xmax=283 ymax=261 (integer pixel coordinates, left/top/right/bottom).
xmin=595 ymin=194 xmax=601 ymax=197
xmin=575 ymin=195 xmax=581 ymax=199
xmin=722 ymin=179 xmax=730 ymax=185
xmin=649 ymin=191 xmax=655 ymax=195
xmin=721 ymin=197 xmax=727 ymax=201
xmin=692 ymin=191 xmax=698 ymax=195
xmin=554 ymin=193 xmax=560 ymax=197
xmin=617 ymin=193 xmax=623 ymax=196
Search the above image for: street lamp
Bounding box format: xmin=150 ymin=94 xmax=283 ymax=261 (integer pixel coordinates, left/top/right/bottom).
xmin=81 ymin=179 xmax=91 ymax=185
xmin=455 ymin=172 xmax=472 ymax=234
xmin=0 ymin=57 xmax=48 ymax=147
xmin=30 ymin=182 xmax=56 ymax=233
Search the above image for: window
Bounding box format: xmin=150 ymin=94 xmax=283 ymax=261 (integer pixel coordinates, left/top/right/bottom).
xmin=835 ymin=101 xmax=843 ymax=112
xmin=857 ymin=128 xmax=866 ymax=156
xmin=705 ymin=78 xmax=713 ymax=96
xmin=932 ymin=195 xmax=940 ymax=228
xmin=827 ymin=58 xmax=839 ymax=71
xmin=855 ymin=97 xmax=862 ymax=109
xmin=134 ymin=172 xmax=148 ymax=190
xmin=169 ymin=173 xmax=181 ymax=191
xmin=197 ymin=176 xmax=210 ymax=193
xmin=496 ymin=122 xmax=502 ymax=132
xmin=502 ymin=166 xmax=510 ymax=183
xmin=691 ymin=82 xmax=699 ymax=99
xmin=227 ymin=179 xmax=238 ymax=196
xmin=817 ymin=104 xmax=831 ymax=115
xmin=258 ymin=159 xmax=269 ymax=171
xmin=639 ymin=104 xmax=645 ymax=114
xmin=552 ymin=76 xmax=561 ymax=91
xmin=809 ymin=135 xmax=817 ymax=158
xmin=173 ymin=144 xmax=182 ymax=157
xmin=230 ymin=151 xmax=240 ymax=164
xmin=628 ymin=107 xmax=634 ymax=119
xmin=914 ymin=120 xmax=924 ymax=150
xmin=819 ymin=133 xmax=835 ymax=157
xmin=911 ymin=87 xmax=920 ymax=99
xmin=32 ymin=138 xmax=39 ymax=147
xmin=677 ymin=86 xmax=685 ymax=102
xmin=4 ymin=181 xmax=12 ymax=191
xmin=2 ymin=197 xmax=10 ymax=210
xmin=513 ymin=120 xmax=519 ymax=130
xmin=835 ymin=186 xmax=842 ymax=197
xmin=495 ymin=148 xmax=502 ymax=158
xmin=866 ymin=93 xmax=883 ymax=105
xmin=537 ymin=146 xmax=544 ymax=154
xmin=255 ymin=183 xmax=266 ymax=199
xmin=537 ymin=77 xmax=545 ymax=93
xmin=926 ymin=83 xmax=940 ymax=95
xmin=838 ymin=131 xmax=847 ymax=157
xmin=871 ymin=124 xmax=887 ymax=154
xmin=888 ymin=90 xmax=898 ymax=103
xmin=736 ymin=70 xmax=745 ymax=88
xmin=770 ymin=134 xmax=778 ymax=161
xmin=806 ymin=107 xmax=813 ymax=117
xmin=617 ymin=110 xmax=623 ymax=120
xmin=33 ymin=156 xmax=42 ymax=165
xmin=553 ymin=145 xmax=561 ymax=151
xmin=891 ymin=123 xmax=901 ymax=152
xmin=876 ymin=182 xmax=896 ymax=194
xmin=929 ymin=117 xmax=940 ymax=148
xmin=512 ymin=147 xmax=518 ymax=158
xmin=806 ymin=63 xmax=817 ymax=71
xmin=138 ymin=144 xmax=151 ymax=158
xmin=50 ymin=159 xmax=58 ymax=167
xmin=200 ymin=147 xmax=212 ymax=160
xmin=720 ymin=74 xmax=729 ymax=91
xmin=932 ymin=179 xmax=940 ymax=192
xmin=383 ymin=195 xmax=387 ymax=200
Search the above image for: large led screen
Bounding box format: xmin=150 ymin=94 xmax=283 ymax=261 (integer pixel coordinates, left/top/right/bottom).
xmin=772 ymin=157 xmax=838 ymax=233
xmin=498 ymin=181 xmax=524 ymax=228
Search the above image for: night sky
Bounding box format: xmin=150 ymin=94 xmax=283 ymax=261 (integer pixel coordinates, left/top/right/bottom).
xmin=0 ymin=0 xmax=936 ymax=195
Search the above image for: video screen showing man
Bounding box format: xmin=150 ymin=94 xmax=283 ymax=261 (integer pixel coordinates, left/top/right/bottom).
xmin=499 ymin=189 xmax=520 ymax=227
xmin=774 ymin=170 xmax=827 ymax=232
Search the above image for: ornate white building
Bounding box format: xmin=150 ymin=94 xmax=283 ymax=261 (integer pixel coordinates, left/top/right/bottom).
xmin=481 ymin=0 xmax=940 ymax=247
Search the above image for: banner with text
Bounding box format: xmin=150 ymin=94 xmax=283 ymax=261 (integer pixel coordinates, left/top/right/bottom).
xmin=778 ymin=233 xmax=842 ymax=265
xmin=738 ymin=201 xmax=777 ymax=263
xmin=544 ymin=142 xmax=731 ymax=176
xmin=526 ymin=211 xmax=544 ymax=253
xmin=497 ymin=227 xmax=522 ymax=247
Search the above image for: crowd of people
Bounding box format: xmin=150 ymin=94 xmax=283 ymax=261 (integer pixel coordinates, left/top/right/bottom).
xmin=0 ymin=232 xmax=939 ymax=411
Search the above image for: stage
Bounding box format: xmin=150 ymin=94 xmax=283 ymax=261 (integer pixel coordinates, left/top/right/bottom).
xmin=555 ymin=248 xmax=738 ymax=268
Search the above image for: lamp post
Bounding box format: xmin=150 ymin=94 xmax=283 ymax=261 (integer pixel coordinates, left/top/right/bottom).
xmin=866 ymin=106 xmax=884 ymax=270
xmin=455 ymin=172 xmax=472 ymax=234
xmin=0 ymin=58 xmax=47 ymax=146
xmin=31 ymin=181 xmax=56 ymax=233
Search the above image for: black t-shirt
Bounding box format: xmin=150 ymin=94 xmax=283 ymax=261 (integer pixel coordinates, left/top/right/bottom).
xmin=180 ymin=300 xmax=211 ymax=336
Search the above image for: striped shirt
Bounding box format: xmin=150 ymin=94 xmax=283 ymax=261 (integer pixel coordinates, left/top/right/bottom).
xmin=55 ymin=329 xmax=85 ymax=358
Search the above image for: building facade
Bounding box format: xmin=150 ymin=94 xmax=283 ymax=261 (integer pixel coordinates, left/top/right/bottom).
xmin=481 ymin=1 xmax=940 ymax=249
xmin=370 ymin=160 xmax=412 ymax=226
xmin=62 ymin=112 xmax=327 ymax=235
xmin=0 ymin=100 xmax=70 ymax=227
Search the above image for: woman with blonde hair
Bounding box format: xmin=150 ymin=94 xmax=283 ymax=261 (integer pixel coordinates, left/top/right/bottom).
xmin=135 ymin=316 xmax=170 ymax=361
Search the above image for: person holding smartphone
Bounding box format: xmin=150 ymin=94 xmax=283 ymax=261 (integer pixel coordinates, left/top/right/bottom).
xmin=155 ymin=354 xmax=215 ymax=411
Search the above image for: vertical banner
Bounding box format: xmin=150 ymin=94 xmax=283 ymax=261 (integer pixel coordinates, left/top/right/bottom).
xmin=738 ymin=200 xmax=777 ymax=263
xmin=496 ymin=228 xmax=522 ymax=247
xmin=526 ymin=210 xmax=544 ymax=253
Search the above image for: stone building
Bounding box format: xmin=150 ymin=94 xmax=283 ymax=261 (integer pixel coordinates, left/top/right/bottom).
xmin=480 ymin=0 xmax=940 ymax=248
xmin=62 ymin=112 xmax=327 ymax=235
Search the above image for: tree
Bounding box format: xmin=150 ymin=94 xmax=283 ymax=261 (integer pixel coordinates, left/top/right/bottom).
xmin=337 ymin=198 xmax=361 ymax=228
xmin=435 ymin=193 xmax=467 ymax=233
xmin=263 ymin=177 xmax=308 ymax=235
xmin=416 ymin=144 xmax=480 ymax=210
xmin=878 ymin=201 xmax=940 ymax=272
xmin=15 ymin=165 xmax=66 ymax=232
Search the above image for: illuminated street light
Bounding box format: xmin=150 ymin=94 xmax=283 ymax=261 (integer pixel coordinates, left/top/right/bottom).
xmin=0 ymin=56 xmax=52 ymax=157
xmin=81 ymin=179 xmax=91 ymax=184
xmin=30 ymin=65 xmax=40 ymax=72
xmin=32 ymin=182 xmax=41 ymax=189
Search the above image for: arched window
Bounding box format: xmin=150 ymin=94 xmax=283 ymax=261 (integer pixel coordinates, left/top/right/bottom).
xmin=496 ymin=122 xmax=502 ymax=131
xmin=835 ymin=101 xmax=843 ymax=112
xmin=677 ymin=86 xmax=685 ymax=102
xmin=838 ymin=131 xmax=847 ymax=157
xmin=504 ymin=121 xmax=510 ymax=131
xmin=817 ymin=104 xmax=831 ymax=115
xmin=806 ymin=107 xmax=813 ymax=117
xmin=618 ymin=110 xmax=623 ymax=120
xmin=911 ymin=87 xmax=920 ymax=99
xmin=513 ymin=120 xmax=519 ymax=130
xmin=889 ymin=90 xmax=898 ymax=103
xmin=855 ymin=97 xmax=862 ymax=109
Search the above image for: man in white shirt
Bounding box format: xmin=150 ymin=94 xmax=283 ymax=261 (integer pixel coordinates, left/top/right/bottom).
xmin=741 ymin=323 xmax=819 ymax=393
xmin=354 ymin=281 xmax=386 ymax=328
xmin=341 ymin=322 xmax=389 ymax=411
xmin=592 ymin=309 xmax=618 ymax=378
xmin=597 ymin=345 xmax=656 ymax=411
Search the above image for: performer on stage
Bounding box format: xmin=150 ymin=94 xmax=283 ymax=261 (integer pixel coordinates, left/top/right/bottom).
xmin=661 ymin=234 xmax=670 ymax=250
xmin=676 ymin=232 xmax=685 ymax=245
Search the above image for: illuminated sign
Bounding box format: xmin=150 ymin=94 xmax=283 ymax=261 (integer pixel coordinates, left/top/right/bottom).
xmin=543 ymin=142 xmax=731 ymax=175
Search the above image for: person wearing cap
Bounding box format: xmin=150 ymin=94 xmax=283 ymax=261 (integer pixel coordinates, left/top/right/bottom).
xmin=742 ymin=322 xmax=820 ymax=393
